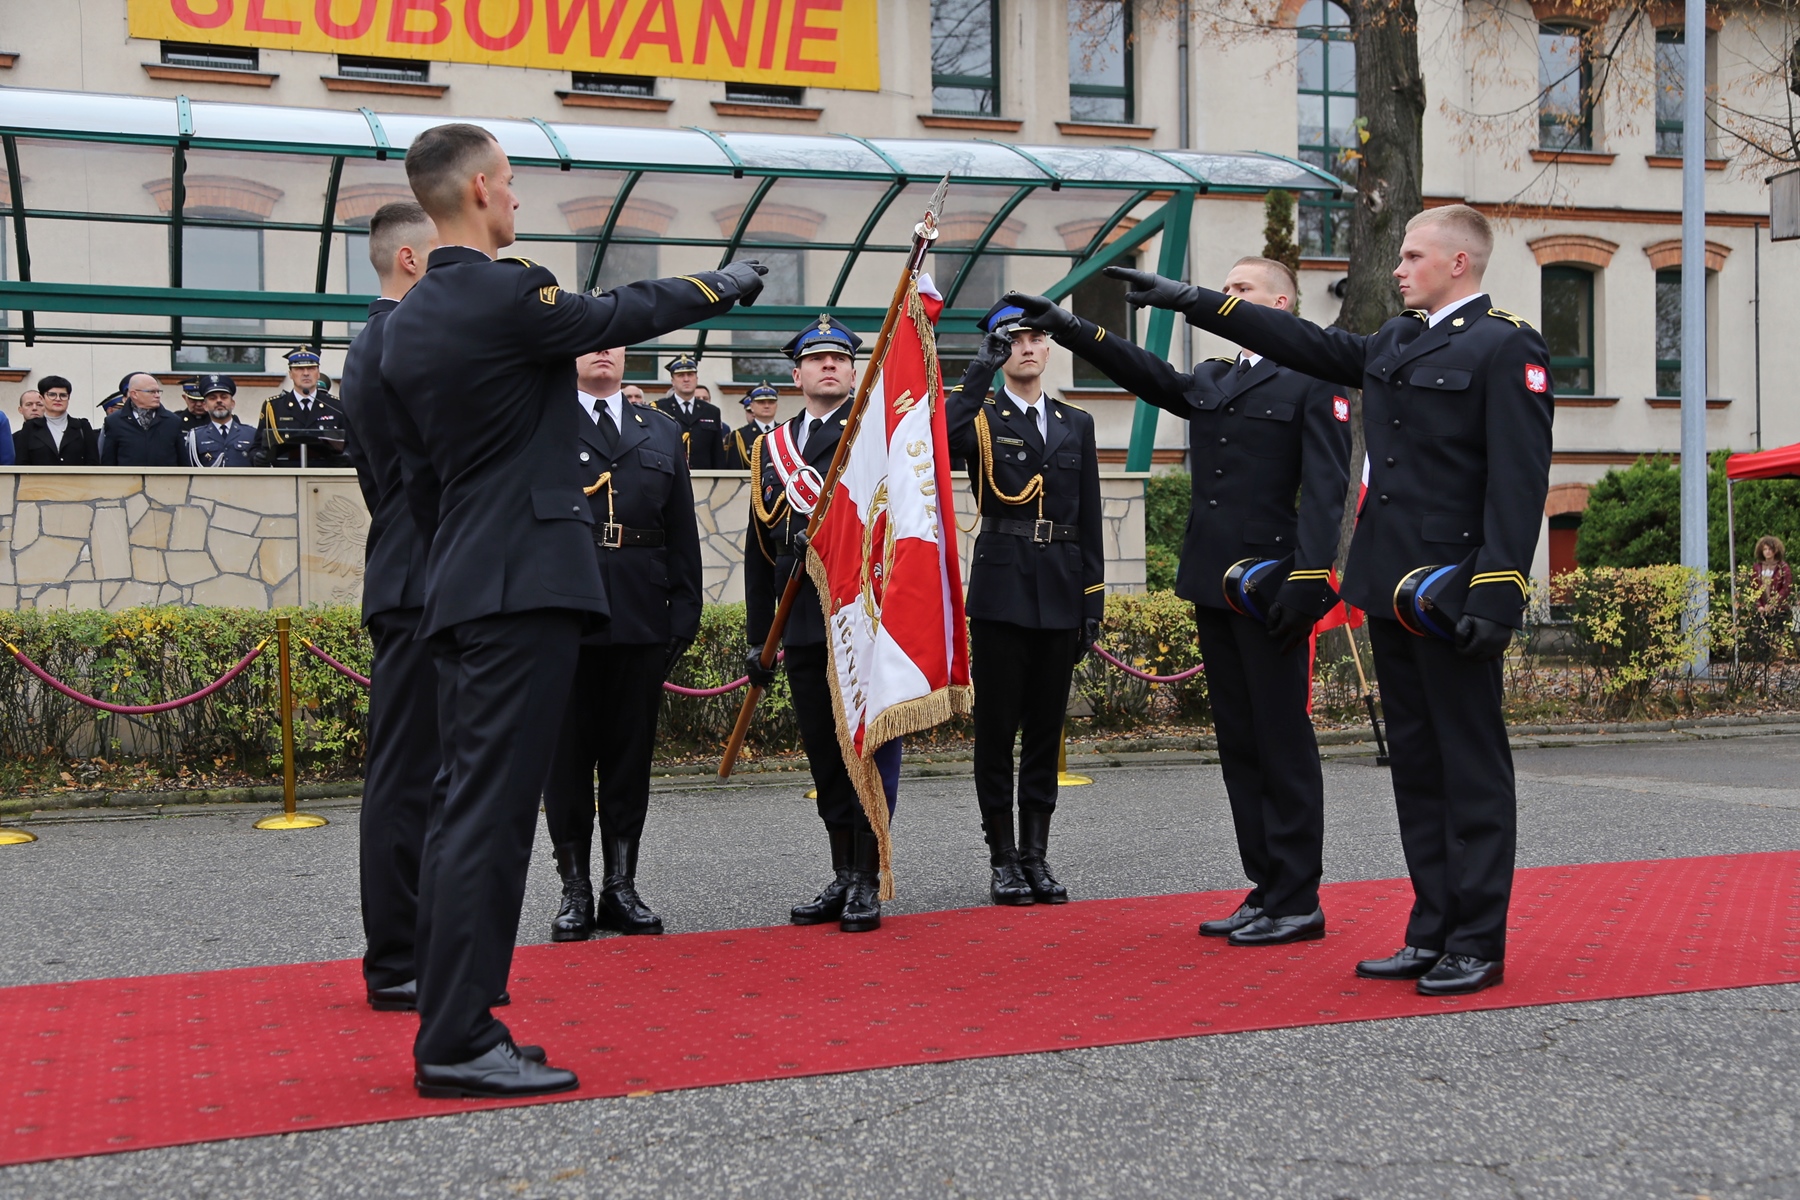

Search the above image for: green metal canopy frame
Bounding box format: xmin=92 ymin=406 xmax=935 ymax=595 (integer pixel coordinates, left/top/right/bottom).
xmin=0 ymin=86 xmax=1344 ymax=471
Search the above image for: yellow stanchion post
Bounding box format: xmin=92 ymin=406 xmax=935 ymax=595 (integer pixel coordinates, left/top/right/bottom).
xmin=256 ymin=616 xmax=327 ymax=831
xmin=1057 ymin=723 xmax=1092 ymax=787
xmin=804 ymin=789 xmax=819 ymax=800
xmin=0 ymin=825 xmax=36 ymax=845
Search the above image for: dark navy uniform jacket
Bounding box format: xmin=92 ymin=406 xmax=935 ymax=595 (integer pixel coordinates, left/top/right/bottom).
xmin=379 ymin=248 xmax=747 ymax=639
xmin=572 ymin=395 xmax=703 ymax=646
xmin=945 ymin=379 xmax=1104 ymax=631
xmin=256 ymin=389 xmax=350 ymax=468
xmin=1180 ymin=290 xmax=1553 ymax=629
xmin=744 ymin=403 xmax=848 ymax=649
xmin=656 ymin=394 xmax=726 ymax=470
xmin=1051 ymin=316 xmax=1351 ymax=617
xmin=723 ymin=419 xmax=776 ymax=471
xmin=339 ymin=297 xmax=426 ymax=622
xmin=186 ymin=416 xmax=259 ymax=468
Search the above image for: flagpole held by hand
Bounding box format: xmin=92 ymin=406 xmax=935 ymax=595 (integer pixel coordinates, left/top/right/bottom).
xmin=718 ymin=174 xmax=952 ymax=781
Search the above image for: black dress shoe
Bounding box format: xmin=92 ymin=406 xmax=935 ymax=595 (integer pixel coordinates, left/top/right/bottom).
xmin=1198 ymin=903 xmax=1262 ymax=938
xmin=1228 ymin=907 xmax=1325 ymax=947
xmin=1416 ymin=954 xmax=1504 ymax=996
xmin=415 ymin=1040 xmax=577 ymax=1100
xmin=367 ymin=979 xmax=417 ymax=1012
xmin=516 ymin=1044 xmax=547 ymax=1063
xmin=595 ymin=835 xmax=664 ymax=935
xmin=493 ymin=990 xmax=511 ymax=1007
xmin=839 ymin=828 xmax=882 ymax=933
xmin=792 ymin=826 xmax=854 ymax=925
xmin=1355 ymin=946 xmax=1444 ymax=980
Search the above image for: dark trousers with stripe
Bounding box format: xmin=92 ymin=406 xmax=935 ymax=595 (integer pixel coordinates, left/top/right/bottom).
xmin=970 ymin=619 xmax=1080 ymax=817
xmin=360 ymin=607 xmax=436 ymax=992
xmin=542 ymin=643 xmax=665 ymax=848
xmin=414 ymin=609 xmax=582 ymax=1066
xmin=1367 ymin=616 xmax=1516 ymax=961
xmin=1192 ymin=605 xmax=1325 ymax=918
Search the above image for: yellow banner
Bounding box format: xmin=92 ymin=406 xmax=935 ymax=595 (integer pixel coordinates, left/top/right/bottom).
xmin=129 ymin=0 xmax=880 ymax=91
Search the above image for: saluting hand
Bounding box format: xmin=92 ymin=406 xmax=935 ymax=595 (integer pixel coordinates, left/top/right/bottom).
xmin=1454 ymin=614 xmax=1514 ymax=661
xmin=970 ymin=328 xmax=1014 ymax=373
xmin=721 ymin=260 xmax=771 ymax=307
xmin=1003 ymin=291 xmax=1079 ymax=338
xmin=1103 ymin=266 xmax=1200 ymax=312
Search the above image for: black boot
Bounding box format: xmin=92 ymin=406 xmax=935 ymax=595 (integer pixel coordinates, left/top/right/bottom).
xmin=1018 ymin=809 xmax=1068 ymax=904
xmin=791 ymin=825 xmax=855 ymax=925
xmin=839 ymin=827 xmax=882 ymax=933
xmin=550 ymin=841 xmax=594 ymax=942
xmin=982 ymin=809 xmax=1034 ymax=906
xmin=595 ymin=834 xmax=664 ymax=935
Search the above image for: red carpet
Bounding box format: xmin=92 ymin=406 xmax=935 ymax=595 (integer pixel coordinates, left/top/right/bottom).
xmin=3 ymin=852 xmax=1798 ymax=1167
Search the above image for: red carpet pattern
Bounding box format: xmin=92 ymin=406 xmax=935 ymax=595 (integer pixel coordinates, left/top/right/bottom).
xmin=3 ymin=852 xmax=1797 ymax=1166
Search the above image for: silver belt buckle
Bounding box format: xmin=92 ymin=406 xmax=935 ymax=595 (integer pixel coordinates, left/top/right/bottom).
xmin=599 ymin=522 xmax=624 ymax=548
xmin=1032 ymin=519 xmax=1055 ymax=544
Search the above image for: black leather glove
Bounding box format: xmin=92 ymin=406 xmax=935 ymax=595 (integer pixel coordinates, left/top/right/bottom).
xmin=1103 ymin=266 xmax=1201 ymax=312
xmin=1076 ymin=617 xmax=1101 ymax=666
xmin=720 ymin=260 xmax=770 ymax=306
xmin=663 ymin=636 xmax=693 ymax=681
xmin=971 ymin=327 xmax=1014 ymax=373
xmin=1454 ymin=614 xmax=1514 ymax=661
xmin=1004 ymin=291 xmax=1080 ymax=338
xmin=1265 ymin=603 xmax=1315 ymax=656
xmin=743 ymin=645 xmax=777 ymax=689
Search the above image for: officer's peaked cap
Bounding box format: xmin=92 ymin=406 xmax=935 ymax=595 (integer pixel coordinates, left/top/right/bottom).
xmin=198 ymin=373 xmax=237 ymax=397
xmin=665 ymin=355 xmax=701 ymax=374
xmin=977 ymin=299 xmax=1030 ymax=337
xmin=743 ymin=382 xmax=780 ymax=407
xmin=284 ymin=346 xmax=322 ymax=366
xmin=784 ymin=314 xmax=861 ymax=361
xmin=180 ymin=377 xmax=205 ymax=399
xmin=100 ymin=391 xmax=126 ymax=412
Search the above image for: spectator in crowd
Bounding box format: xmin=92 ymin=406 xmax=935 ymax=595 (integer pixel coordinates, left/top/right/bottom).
xmin=1754 ymin=536 xmax=1793 ymax=615
xmin=0 ymin=400 xmax=13 ymax=466
xmin=14 ymin=375 xmax=97 ymax=465
xmin=623 ymin=384 xmax=647 ymax=406
xmin=100 ymin=373 xmax=185 ymax=467
xmin=179 ymin=377 xmax=210 ymax=430
xmin=186 ymin=374 xmax=259 ymax=467
xmin=16 ymin=389 xmax=43 ymax=424
xmin=693 ymin=384 xmax=712 ymax=406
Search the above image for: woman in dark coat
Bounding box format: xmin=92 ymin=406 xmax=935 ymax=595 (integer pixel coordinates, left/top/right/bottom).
xmin=13 ymin=375 xmax=97 ymax=466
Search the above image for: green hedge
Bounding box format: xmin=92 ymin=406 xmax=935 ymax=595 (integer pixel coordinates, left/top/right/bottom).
xmin=1577 ymin=452 xmax=1800 ymax=572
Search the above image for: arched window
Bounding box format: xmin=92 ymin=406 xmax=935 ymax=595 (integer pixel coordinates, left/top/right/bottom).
xmin=1541 ymin=265 xmax=1594 ymax=396
xmin=1296 ymin=0 xmax=1355 ymax=257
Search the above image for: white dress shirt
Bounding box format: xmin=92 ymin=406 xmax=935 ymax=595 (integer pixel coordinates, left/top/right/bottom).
xmin=1427 ymin=293 xmax=1483 ymax=328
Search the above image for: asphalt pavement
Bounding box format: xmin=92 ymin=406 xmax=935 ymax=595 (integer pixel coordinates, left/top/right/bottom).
xmin=2 ymin=732 xmax=1798 ymax=1199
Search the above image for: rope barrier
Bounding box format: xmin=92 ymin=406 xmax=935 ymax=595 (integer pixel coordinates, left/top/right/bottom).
xmin=301 ymin=640 xmax=371 ymax=687
xmin=3 ymin=640 xmax=268 ymax=715
xmin=663 ymin=651 xmax=785 ymax=697
xmin=1091 ymin=645 xmax=1206 ymax=684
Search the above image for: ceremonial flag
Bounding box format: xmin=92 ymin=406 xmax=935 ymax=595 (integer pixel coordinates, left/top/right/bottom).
xmin=806 ymin=273 xmax=972 ymax=896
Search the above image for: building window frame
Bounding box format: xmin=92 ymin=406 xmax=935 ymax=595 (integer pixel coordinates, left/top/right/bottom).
xmin=1538 ymin=23 xmax=1595 ymax=152
xmin=174 ymin=218 xmax=266 ymax=373
xmin=1654 ymin=28 xmax=1685 ymax=156
xmin=724 ymin=82 xmax=806 ymax=106
xmin=571 ymin=72 xmax=657 ymax=97
xmin=931 ymin=0 xmax=1002 ymax=116
xmin=1296 ymin=0 xmax=1355 ymax=258
xmin=1654 ymin=266 xmax=1682 ymax=397
xmin=161 ymin=41 xmax=260 ymax=73
xmin=1068 ymin=0 xmax=1134 ymax=124
xmin=1541 ymin=265 xmax=1595 ymax=396
xmin=336 ymin=55 xmax=430 ymax=84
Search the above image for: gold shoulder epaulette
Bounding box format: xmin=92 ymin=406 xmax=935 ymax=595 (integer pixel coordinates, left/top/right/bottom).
xmin=1058 ymin=398 xmax=1087 ymax=413
xmin=1403 ymin=309 xmax=1428 ymax=322
xmin=497 ymin=256 xmax=538 ymax=268
xmin=1487 ymin=307 xmax=1531 ymax=329
xmin=1204 ymin=355 xmax=1235 ymax=363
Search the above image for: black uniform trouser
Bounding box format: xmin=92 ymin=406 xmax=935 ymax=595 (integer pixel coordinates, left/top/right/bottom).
xmin=360 ymin=607 xmax=436 ymax=991
xmin=783 ymin=641 xmax=871 ymax=832
xmin=413 ymin=609 xmax=582 ymax=1066
xmin=1193 ymin=605 xmax=1325 ymax=918
xmin=542 ymin=642 xmax=665 ymax=849
xmin=970 ymin=619 xmax=1080 ymax=817
xmin=1367 ymin=616 xmax=1516 ymax=961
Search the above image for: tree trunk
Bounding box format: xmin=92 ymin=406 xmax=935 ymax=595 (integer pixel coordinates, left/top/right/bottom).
xmin=1334 ymin=0 xmax=1426 ymax=567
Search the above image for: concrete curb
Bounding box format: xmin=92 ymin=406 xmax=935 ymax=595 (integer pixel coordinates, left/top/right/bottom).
xmin=7 ymin=713 xmax=1799 ymax=823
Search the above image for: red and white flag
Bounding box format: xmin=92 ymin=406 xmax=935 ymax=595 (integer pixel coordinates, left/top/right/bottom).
xmin=806 ymin=274 xmax=972 ymax=895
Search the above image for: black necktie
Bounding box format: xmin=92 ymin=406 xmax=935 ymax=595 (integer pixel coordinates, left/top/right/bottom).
xmin=1235 ymin=357 xmax=1252 ymax=376
xmin=596 ymin=401 xmax=618 ymax=454
xmin=807 ymin=417 xmax=823 ymax=453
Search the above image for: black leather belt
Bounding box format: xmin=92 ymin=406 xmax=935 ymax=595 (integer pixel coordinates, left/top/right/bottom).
xmin=981 ymin=517 xmax=1080 ymax=543
xmin=595 ymin=523 xmax=665 ymax=548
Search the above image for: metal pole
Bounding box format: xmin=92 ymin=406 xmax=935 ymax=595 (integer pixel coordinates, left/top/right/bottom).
xmin=1178 ymin=0 xmax=1194 ymax=374
xmin=1057 ymin=722 xmax=1093 ymax=787
xmin=1679 ymin=0 xmax=1709 ymax=675
xmin=256 ymin=615 xmax=326 ymax=830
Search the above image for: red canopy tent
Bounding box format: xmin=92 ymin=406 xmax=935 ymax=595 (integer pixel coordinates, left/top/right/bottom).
xmin=1721 ymin=442 xmax=1800 ymax=631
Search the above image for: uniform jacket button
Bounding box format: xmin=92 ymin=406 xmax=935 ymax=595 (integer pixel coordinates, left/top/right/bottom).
xmin=1226 ymin=406 xmax=1234 ymax=414
xmin=1379 ymin=494 xmax=1390 ymax=504
xmin=580 ymin=452 xmax=590 ymax=462
xmin=1213 ymin=469 xmax=1223 ymax=478
xmin=1385 ymin=456 xmax=1396 ymax=467
xmin=572 ymin=505 xmax=581 ymax=513
xmin=1391 ymin=418 xmax=1401 ymax=428
xmin=1208 ymin=500 xmax=1218 ymax=508
xmin=1218 ymin=437 xmax=1228 ymax=445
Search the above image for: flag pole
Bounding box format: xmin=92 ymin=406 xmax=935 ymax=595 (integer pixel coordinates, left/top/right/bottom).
xmin=718 ymin=174 xmax=951 ymax=781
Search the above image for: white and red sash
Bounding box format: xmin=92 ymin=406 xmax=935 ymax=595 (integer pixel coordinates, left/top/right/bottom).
xmin=765 ymin=420 xmax=826 ymax=514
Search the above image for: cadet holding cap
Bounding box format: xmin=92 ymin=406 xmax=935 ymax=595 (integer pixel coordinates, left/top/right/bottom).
xmin=186 ymin=374 xmax=259 ymax=467
xmin=743 ymin=314 xmax=894 ymax=935
xmin=257 ymin=346 xmax=350 ymax=468
xmin=1114 ymin=204 xmax=1552 ymax=997
xmin=1005 ymin=258 xmax=1350 ymax=949
xmin=723 ymin=381 xmax=781 ymax=470
xmin=655 ymin=354 xmax=725 ymax=469
xmin=944 ymin=300 xmax=1104 ymax=909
